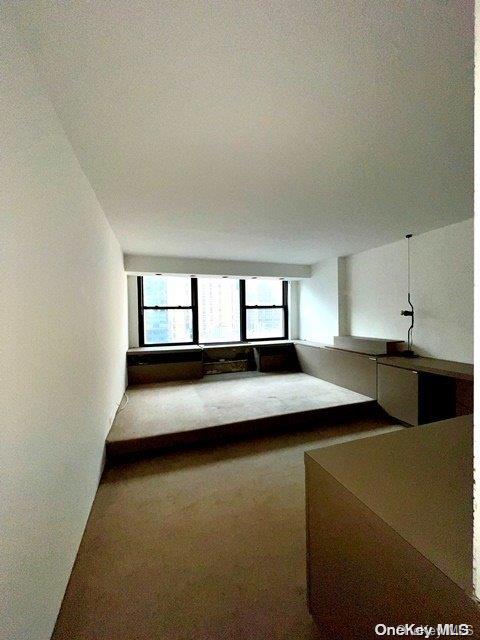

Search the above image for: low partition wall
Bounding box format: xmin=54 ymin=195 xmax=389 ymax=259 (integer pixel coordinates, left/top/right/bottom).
xmin=294 ymin=341 xmax=377 ymax=399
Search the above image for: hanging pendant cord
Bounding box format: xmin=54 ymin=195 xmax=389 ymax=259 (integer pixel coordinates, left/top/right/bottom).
xmin=400 ymin=234 xmax=414 ymax=354
xmin=406 ymin=234 xmax=413 ymax=352
xmin=407 ymin=234 xmax=411 ymax=296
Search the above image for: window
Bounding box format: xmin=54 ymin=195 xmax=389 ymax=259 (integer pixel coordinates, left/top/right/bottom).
xmin=138 ymin=275 xmax=197 ymax=345
xmin=245 ymin=308 xmax=285 ymax=339
xmin=138 ymin=276 xmax=288 ymax=345
xmin=198 ymin=278 xmax=240 ymax=343
xmin=243 ymin=280 xmax=288 ymax=340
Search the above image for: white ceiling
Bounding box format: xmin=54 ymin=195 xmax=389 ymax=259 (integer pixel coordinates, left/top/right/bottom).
xmin=11 ymin=0 xmax=473 ymax=264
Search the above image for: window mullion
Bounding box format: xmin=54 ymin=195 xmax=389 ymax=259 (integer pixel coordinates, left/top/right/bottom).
xmin=138 ymin=275 xmax=145 ymax=346
xmin=239 ymin=280 xmax=246 ymax=342
xmin=283 ymin=281 xmax=289 ymax=339
xmin=191 ymin=278 xmax=199 ymax=344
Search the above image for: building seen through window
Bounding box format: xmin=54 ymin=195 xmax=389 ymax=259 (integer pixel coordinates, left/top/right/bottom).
xmin=198 ymin=278 xmax=240 ymax=343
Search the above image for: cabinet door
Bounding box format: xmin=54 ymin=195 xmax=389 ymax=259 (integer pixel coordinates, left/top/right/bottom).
xmin=377 ymin=364 xmax=419 ymax=425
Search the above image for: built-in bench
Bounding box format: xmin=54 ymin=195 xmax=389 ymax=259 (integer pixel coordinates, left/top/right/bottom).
xmin=127 ymin=341 xmax=299 ymax=384
xmin=127 ymin=345 xmax=203 ymax=384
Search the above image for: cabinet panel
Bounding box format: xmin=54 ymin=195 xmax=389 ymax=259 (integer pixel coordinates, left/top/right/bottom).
xmin=305 ymin=457 xmax=480 ymax=637
xmin=377 ymin=363 xmax=419 ymax=425
xmin=295 ymin=343 xmax=377 ymax=398
xmin=128 ymin=362 xmax=203 ymax=384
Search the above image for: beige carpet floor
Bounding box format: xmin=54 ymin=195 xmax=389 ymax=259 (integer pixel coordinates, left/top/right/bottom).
xmin=107 ymin=372 xmax=373 ymax=444
xmin=53 ymin=415 xmax=401 ymax=640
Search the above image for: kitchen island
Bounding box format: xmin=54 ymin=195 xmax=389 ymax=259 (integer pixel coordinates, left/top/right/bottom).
xmin=305 ymin=415 xmax=480 ymax=638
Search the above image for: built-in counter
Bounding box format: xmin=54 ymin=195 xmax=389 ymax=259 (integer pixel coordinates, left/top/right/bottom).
xmin=127 ymin=341 xmax=297 ymax=384
xmin=376 ymin=356 xmax=473 ymax=381
xmin=294 ymin=341 xmax=473 ymax=424
xmin=376 ymin=357 xmax=473 ymax=425
xmin=305 ymin=415 xmax=480 ymax=638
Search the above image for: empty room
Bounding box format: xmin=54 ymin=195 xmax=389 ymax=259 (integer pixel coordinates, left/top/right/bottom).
xmin=2 ymin=1 xmax=477 ymax=639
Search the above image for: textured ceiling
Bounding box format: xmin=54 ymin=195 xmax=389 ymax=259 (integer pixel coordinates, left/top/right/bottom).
xmin=10 ymin=0 xmax=473 ymax=264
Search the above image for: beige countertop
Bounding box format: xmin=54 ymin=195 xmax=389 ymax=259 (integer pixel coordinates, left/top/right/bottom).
xmin=376 ymin=356 xmax=474 ymax=381
xmin=306 ymin=415 xmax=473 ymax=594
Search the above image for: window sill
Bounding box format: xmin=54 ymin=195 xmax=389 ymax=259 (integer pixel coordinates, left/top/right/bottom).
xmin=127 ymin=340 xmax=292 ymax=356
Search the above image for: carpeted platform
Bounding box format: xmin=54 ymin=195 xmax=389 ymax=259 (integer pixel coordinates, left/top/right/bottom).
xmin=106 ymin=372 xmax=376 ymax=458
xmin=53 ymin=416 xmax=402 ymax=640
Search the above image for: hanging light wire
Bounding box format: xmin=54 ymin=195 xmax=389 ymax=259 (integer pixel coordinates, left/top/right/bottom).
xmin=405 ymin=234 xmax=413 ymax=353
xmin=407 ymin=233 xmax=411 ymax=297
xmin=407 ymin=235 xmax=409 ymax=294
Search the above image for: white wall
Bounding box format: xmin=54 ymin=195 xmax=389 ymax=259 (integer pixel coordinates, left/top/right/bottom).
xmin=298 ymin=220 xmax=473 ymax=361
xmin=1 ymin=16 xmax=128 ymax=640
xmin=125 ymin=254 xmax=311 ymax=279
xmin=298 ymin=258 xmax=340 ymax=345
xmin=344 ymin=219 xmax=473 ymax=363
xmin=288 ymin=281 xmax=300 ymax=340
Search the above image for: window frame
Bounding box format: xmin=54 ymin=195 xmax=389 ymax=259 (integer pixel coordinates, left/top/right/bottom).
xmin=240 ymin=279 xmax=289 ymax=342
xmin=138 ymin=276 xmax=289 ymax=346
xmin=137 ymin=275 xmax=198 ymax=347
